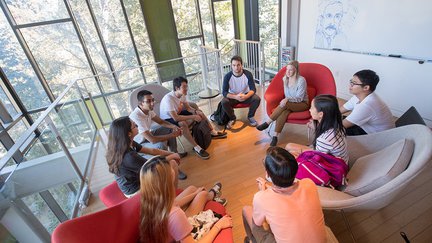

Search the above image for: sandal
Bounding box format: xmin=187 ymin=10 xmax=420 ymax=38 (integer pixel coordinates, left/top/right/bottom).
xmin=209 ymin=182 xmax=222 ymax=198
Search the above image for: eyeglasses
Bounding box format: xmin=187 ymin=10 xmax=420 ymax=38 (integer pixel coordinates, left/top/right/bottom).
xmin=142 ymin=155 xmax=167 ymax=171
xmin=349 ymin=80 xmax=365 ymax=87
xmin=143 ymin=98 xmax=155 ymax=103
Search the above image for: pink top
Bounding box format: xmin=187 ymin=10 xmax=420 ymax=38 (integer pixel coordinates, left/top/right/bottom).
xmin=167 ymin=206 xmax=193 ymax=242
xmin=253 ymin=179 xmax=326 ymax=243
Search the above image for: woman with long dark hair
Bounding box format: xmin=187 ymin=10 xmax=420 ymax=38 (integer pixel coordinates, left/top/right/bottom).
xmin=285 ymin=94 xmax=348 ymax=163
xmin=106 ymin=116 xmax=181 ymax=197
xmin=139 ymin=156 xmax=232 ymax=242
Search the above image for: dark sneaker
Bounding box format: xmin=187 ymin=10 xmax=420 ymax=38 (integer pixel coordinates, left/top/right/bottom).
xmin=248 ymin=117 xmax=257 ymax=127
xmin=209 ymin=182 xmax=222 ymax=197
xmin=178 ymin=170 xmax=187 ymax=180
xmin=256 ymin=122 xmax=269 ymax=131
xmin=178 ymin=152 xmax=188 ymax=158
xmin=270 ymin=136 xmax=278 ymax=146
xmin=211 ymin=131 xmax=227 ymax=139
xmin=194 ymin=148 xmax=210 ymax=160
xmin=214 ymin=197 xmax=227 ymax=206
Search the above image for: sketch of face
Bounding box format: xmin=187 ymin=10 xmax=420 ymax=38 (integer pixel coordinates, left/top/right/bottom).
xmin=321 ymin=2 xmax=343 ymax=37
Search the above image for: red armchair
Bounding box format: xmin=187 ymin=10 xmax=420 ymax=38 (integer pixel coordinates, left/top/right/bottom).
xmin=264 ymin=63 xmax=336 ymax=124
xmin=99 ymin=181 xmax=184 ymax=208
xmin=52 ymin=194 xmax=233 ymax=243
xmin=52 ymin=195 xmax=141 ymax=243
xmin=99 ymin=181 xmax=127 ymax=207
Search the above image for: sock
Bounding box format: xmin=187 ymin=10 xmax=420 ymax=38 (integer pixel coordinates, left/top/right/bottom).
xmin=210 ymin=130 xmax=218 ymax=136
xmin=194 ymin=145 xmax=202 ymax=152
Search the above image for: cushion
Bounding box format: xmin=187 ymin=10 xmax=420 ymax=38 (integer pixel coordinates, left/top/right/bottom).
xmin=344 ymin=139 xmax=414 ymax=196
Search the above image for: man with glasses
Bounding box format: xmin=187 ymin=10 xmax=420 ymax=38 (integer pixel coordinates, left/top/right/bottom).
xmin=339 ymin=69 xmax=394 ymax=135
xmin=130 ymin=89 xmax=188 ymax=179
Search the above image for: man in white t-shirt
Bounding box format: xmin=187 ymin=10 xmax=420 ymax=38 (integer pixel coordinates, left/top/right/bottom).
xmin=160 ymin=77 xmax=227 ymax=160
xmin=340 ymin=69 xmax=394 ymax=135
xmin=129 ymin=89 xmax=188 ymax=179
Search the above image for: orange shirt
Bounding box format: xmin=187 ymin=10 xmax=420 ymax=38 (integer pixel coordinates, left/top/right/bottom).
xmin=253 ymin=179 xmax=326 ymax=243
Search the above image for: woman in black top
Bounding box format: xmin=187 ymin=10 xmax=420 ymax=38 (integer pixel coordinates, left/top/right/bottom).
xmin=106 ymin=116 xmax=181 ymax=197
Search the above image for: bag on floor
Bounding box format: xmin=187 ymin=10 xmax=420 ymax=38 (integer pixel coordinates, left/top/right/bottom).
xmin=192 ymin=120 xmax=212 ymax=150
xmin=211 ymin=101 xmax=230 ymax=128
xmin=296 ymin=151 xmax=349 ymax=188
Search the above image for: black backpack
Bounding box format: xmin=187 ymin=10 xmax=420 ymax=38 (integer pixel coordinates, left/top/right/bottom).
xmin=211 ymin=101 xmax=230 ymax=127
xmin=191 ymin=120 xmax=212 ymax=150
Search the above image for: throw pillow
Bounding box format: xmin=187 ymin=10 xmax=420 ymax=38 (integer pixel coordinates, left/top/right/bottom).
xmin=344 ymin=139 xmax=414 ymax=196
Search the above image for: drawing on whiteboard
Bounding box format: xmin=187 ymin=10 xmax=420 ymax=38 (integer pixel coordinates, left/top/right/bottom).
xmin=314 ymin=0 xmax=356 ymax=49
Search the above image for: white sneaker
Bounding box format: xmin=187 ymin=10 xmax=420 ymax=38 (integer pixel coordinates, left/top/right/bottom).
xmin=226 ymin=120 xmax=236 ymax=129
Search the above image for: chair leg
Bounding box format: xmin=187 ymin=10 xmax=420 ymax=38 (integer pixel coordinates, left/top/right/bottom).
xmin=177 ymin=137 xmax=186 ymax=152
xmin=340 ymin=210 xmax=356 ymax=242
xmin=266 ymin=122 xmax=274 ymax=138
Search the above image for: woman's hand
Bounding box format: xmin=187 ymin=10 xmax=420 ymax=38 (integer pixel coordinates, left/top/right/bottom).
xmin=306 ymin=119 xmax=315 ymax=129
xmin=193 ymin=114 xmax=202 ymax=122
xmin=194 ymin=187 xmax=205 ymax=195
xmin=279 ymin=98 xmax=288 ymax=108
xmin=214 ymin=215 xmax=233 ymax=231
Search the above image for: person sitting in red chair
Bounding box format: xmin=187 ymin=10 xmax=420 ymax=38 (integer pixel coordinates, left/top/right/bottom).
xmin=256 ymin=61 xmax=309 ymax=146
xmin=139 ymin=156 xmax=232 ymax=243
xmin=222 ymin=55 xmax=261 ymax=128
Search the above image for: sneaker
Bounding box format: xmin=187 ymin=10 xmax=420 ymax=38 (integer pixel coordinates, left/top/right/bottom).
xmin=208 ymin=114 xmax=215 ymax=122
xmin=194 ymin=148 xmax=210 ymax=160
xmin=270 ymin=136 xmax=278 ymax=146
xmin=226 ymin=120 xmax=236 ymax=129
xmin=248 ymin=117 xmax=257 ymax=127
xmin=256 ymin=122 xmax=269 ymax=131
xmin=178 ymin=170 xmax=187 ymax=180
xmin=209 ymin=182 xmax=222 ymax=197
xmin=214 ymin=197 xmax=228 ymax=206
xmin=178 ymin=152 xmax=188 ymax=158
xmin=211 ymin=131 xmax=227 ymax=139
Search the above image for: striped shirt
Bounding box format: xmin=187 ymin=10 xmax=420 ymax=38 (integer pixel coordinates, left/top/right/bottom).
xmin=315 ymin=129 xmax=349 ymax=163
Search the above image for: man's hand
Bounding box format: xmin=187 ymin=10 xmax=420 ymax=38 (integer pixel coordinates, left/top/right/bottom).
xmin=237 ymin=93 xmax=247 ymax=102
xmin=256 ymin=177 xmax=270 ymax=191
xmin=171 ymin=128 xmax=182 ymax=138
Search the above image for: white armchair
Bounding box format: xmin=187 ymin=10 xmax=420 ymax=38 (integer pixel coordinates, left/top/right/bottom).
xmin=317 ymin=124 xmax=432 ymax=241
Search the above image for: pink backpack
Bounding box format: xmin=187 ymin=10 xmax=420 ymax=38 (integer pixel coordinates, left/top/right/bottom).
xmin=296 ymin=151 xmax=349 ymax=188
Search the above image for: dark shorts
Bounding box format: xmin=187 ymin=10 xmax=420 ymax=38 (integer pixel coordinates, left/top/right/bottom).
xmin=165 ymin=110 xmax=193 ymax=126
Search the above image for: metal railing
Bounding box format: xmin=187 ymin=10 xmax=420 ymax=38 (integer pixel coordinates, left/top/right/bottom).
xmin=0 ymin=48 xmax=225 ymax=242
xmin=217 ymin=39 xmax=267 ymax=86
xmin=0 ymin=78 xmax=98 ymax=242
xmin=0 ymin=37 xmax=278 ymax=241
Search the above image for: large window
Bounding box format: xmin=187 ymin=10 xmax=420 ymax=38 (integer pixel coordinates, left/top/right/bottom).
xmin=0 ymin=11 xmax=51 ymax=111
xmin=0 ymin=0 xmax=238 ymax=240
xmin=259 ymin=0 xmax=280 ymax=71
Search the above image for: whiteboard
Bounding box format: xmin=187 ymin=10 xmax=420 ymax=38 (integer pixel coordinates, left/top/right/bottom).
xmin=313 ymin=0 xmax=432 ymax=61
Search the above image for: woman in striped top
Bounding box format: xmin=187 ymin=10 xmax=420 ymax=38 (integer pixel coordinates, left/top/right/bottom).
xmin=285 ymin=94 xmax=349 ymax=163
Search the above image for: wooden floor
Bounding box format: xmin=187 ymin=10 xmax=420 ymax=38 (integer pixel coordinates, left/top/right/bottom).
xmin=83 ymin=88 xmax=432 ymax=243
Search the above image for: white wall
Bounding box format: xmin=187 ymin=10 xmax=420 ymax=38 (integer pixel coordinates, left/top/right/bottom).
xmin=294 ymin=0 xmax=432 ymax=126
